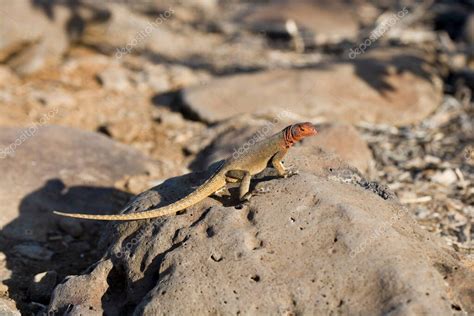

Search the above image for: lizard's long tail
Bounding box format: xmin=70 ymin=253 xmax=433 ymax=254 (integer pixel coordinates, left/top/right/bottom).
xmin=53 ymin=174 xmax=227 ymax=221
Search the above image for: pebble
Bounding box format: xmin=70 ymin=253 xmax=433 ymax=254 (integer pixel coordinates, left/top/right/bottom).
xmin=97 ymin=65 xmax=133 ymax=92
xmin=432 ymin=169 xmax=458 ymax=186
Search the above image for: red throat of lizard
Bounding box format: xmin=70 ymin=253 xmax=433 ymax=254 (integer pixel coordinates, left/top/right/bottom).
xmin=283 ymin=126 xmax=296 ymax=148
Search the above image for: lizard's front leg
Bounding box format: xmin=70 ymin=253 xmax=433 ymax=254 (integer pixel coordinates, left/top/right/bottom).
xmin=213 ymin=186 xmax=230 ymax=197
xmin=271 ymin=150 xmax=298 ymax=178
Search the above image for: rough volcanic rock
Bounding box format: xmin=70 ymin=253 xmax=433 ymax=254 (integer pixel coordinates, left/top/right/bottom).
xmin=191 ymin=117 xmax=374 ymax=175
xmin=181 ymin=49 xmax=443 ymax=126
xmin=0 ymin=0 xmax=69 ymax=74
xmin=48 ymin=147 xmax=473 ymax=314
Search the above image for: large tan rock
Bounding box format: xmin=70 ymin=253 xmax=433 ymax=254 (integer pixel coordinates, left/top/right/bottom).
xmin=182 ymin=49 xmax=443 ymax=126
xmin=48 ymin=147 xmax=473 ymax=314
xmin=81 ymin=4 xmax=221 ymax=63
xmin=0 ymin=0 xmax=69 ymax=74
xmin=243 ymin=0 xmax=364 ymax=44
xmin=0 ymin=125 xmax=160 ymax=241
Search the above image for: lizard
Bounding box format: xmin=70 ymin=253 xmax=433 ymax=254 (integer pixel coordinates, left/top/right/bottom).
xmin=53 ymin=122 xmax=317 ymax=221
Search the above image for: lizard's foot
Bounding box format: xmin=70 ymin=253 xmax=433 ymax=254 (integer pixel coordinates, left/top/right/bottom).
xmin=255 ymin=186 xmax=270 ymax=194
xmin=213 ymin=187 xmax=230 ymax=198
xmin=284 ymin=169 xmax=299 ymax=178
xmin=240 ymin=192 xmax=253 ymax=202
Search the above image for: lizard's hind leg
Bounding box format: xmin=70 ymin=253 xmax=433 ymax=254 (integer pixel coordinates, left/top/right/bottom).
xmin=239 ymin=171 xmax=252 ymax=201
xmin=226 ymin=170 xmax=253 ymax=201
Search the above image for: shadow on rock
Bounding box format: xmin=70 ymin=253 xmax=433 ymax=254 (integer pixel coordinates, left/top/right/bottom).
xmin=0 ymin=178 xmax=132 ymax=315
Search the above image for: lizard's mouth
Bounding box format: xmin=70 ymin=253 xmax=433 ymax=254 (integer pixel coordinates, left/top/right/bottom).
xmin=297 ymin=123 xmax=318 ymax=137
xmin=306 ymin=124 xmax=318 ymax=136
xmin=288 ymin=123 xmax=317 ymax=143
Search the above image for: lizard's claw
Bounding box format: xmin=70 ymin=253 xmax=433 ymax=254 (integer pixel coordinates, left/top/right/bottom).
xmin=213 ymin=186 xmax=230 ymax=198
xmin=284 ymin=169 xmax=299 ymax=178
xmin=240 ymin=192 xmax=253 ymax=202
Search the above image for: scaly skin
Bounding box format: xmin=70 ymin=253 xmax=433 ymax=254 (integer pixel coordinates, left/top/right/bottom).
xmin=54 ymin=122 xmax=318 ymax=221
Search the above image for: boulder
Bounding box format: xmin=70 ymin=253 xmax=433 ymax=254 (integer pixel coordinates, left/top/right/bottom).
xmin=0 ymin=125 xmax=166 ymax=313
xmin=181 ymin=49 xmax=443 ymax=126
xmin=48 ymin=147 xmax=473 ymax=314
xmin=0 ymin=0 xmax=69 ymax=74
xmin=243 ymin=0 xmax=365 ymax=45
xmin=0 ymin=125 xmax=160 ymax=242
xmin=81 ymin=4 xmax=219 ymax=63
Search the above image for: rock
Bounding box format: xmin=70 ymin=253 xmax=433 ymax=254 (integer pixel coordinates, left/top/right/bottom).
xmin=243 ymin=0 xmax=365 ymax=45
xmin=80 ymin=4 xmax=269 ymax=72
xmin=0 ymin=66 xmax=20 ymax=88
xmin=49 ymin=260 xmax=113 ymax=315
xmin=48 ymin=148 xmax=473 ymax=314
xmin=306 ymin=123 xmax=374 ymax=174
xmin=82 ymin=4 xmax=218 ymax=63
xmin=181 ymin=49 xmax=443 ymax=126
xmin=13 ymin=244 xmax=54 ymax=261
xmin=0 ymin=0 xmax=69 ymax=74
xmin=139 ymin=64 xmax=170 ymax=92
xmin=432 ymin=169 xmax=458 ymax=186
xmin=29 ymin=271 xmax=58 ymax=303
xmin=0 ymin=298 xmax=20 ymax=316
xmin=191 ymin=118 xmax=374 ymax=174
xmin=58 ymin=218 xmax=84 ymax=238
xmin=464 ymin=13 xmax=474 ymax=44
xmin=96 ymin=65 xmax=133 ymax=92
xmin=0 ymin=125 xmax=160 ymax=242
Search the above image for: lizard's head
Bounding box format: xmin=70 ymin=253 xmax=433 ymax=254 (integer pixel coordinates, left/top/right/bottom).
xmin=291 ymin=122 xmax=317 ymax=141
xmin=283 ymin=122 xmax=317 ymax=148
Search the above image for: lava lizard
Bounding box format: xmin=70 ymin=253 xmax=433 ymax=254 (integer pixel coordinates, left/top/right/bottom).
xmin=54 ymin=122 xmax=317 ymax=221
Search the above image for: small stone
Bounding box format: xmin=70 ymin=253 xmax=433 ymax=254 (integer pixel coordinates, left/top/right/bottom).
xmin=96 ymin=65 xmax=132 ymax=92
xmin=13 ymin=244 xmax=54 ymax=261
xmin=58 ymin=218 xmax=83 ymax=238
xmin=29 ymin=271 xmax=58 ymax=303
xmin=142 ymin=64 xmax=170 ymax=92
xmin=432 ymin=169 xmax=458 ymax=186
xmin=0 ymin=298 xmax=20 ymax=316
xmin=159 ymin=111 xmax=186 ymax=127
xmin=0 ymin=66 xmax=19 ymax=87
